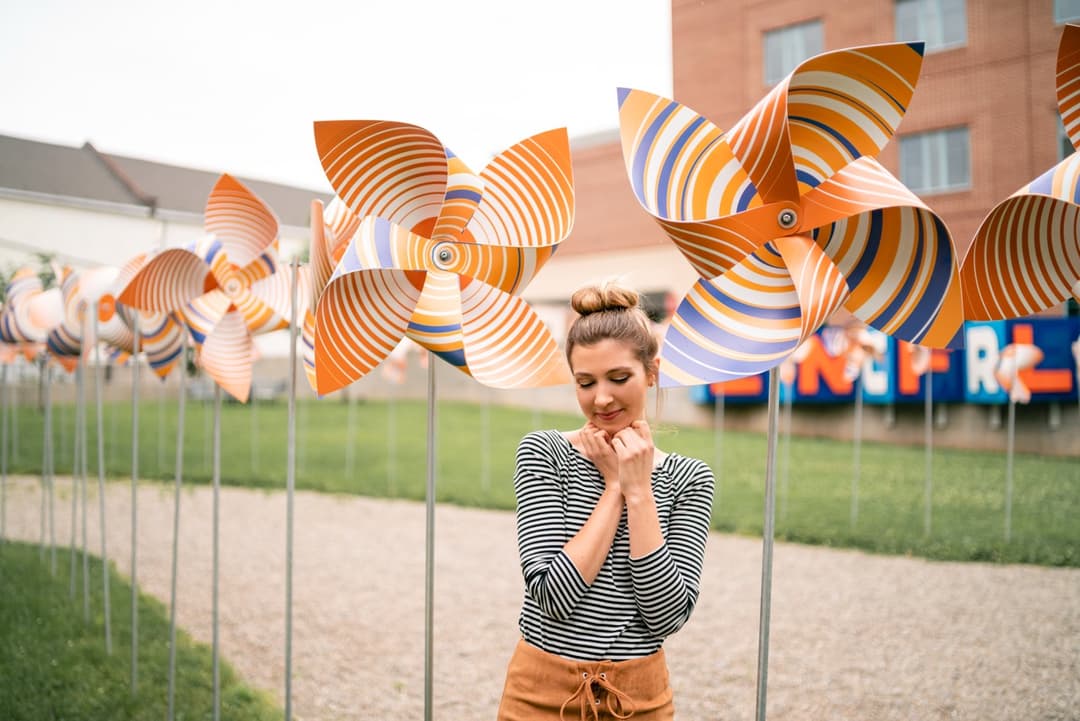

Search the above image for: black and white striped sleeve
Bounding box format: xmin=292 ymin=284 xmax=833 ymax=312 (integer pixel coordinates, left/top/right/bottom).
xmin=629 ymin=458 xmax=715 ymax=637
xmin=513 ymin=433 xmax=590 ymax=621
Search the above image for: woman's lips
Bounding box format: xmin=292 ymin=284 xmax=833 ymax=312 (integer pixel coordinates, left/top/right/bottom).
xmin=596 ymin=409 xmax=622 ymax=422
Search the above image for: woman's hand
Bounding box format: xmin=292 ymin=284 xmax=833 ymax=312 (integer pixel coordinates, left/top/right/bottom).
xmin=612 ymin=420 xmax=655 ymax=504
xmin=578 ymin=422 xmax=620 ymax=489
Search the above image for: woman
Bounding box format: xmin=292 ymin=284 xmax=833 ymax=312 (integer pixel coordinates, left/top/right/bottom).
xmin=498 ymin=283 xmax=715 ymax=720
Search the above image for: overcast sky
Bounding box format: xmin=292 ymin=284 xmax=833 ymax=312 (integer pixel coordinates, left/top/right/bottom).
xmin=1 ymin=0 xmax=672 ymax=191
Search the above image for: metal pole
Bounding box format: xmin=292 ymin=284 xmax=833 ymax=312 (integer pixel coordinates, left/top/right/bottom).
xmin=851 ymin=374 xmax=863 ymax=529
xmin=45 ymin=362 xmax=56 ymax=575
xmin=713 ymin=387 xmax=725 ymax=502
xmin=923 ymin=368 xmax=933 ymax=537
xmin=94 ymin=303 xmax=113 ymax=654
xmin=424 ymin=355 xmax=437 ymax=721
xmin=780 ymin=387 xmax=792 ymax=523
xmin=0 ymin=362 xmax=6 ymax=547
xmin=130 ymin=311 xmax=141 ymax=693
xmin=70 ymin=361 xmax=82 ymax=598
xmin=285 ymin=260 xmax=299 ymax=721
xmin=754 ymin=368 xmax=781 ymax=721
xmin=1005 ymin=364 xmax=1016 ymax=543
xmin=167 ymin=333 xmax=188 ymax=721
xmin=212 ymin=383 xmax=222 ymax=721
xmin=39 ymin=359 xmax=46 ymax=561
xmin=81 ymin=317 xmax=90 ymax=623
xmin=250 ymin=387 xmax=258 ymax=476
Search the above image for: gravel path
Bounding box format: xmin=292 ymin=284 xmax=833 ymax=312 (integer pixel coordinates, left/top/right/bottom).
xmin=4 ymin=475 xmax=1079 ymax=720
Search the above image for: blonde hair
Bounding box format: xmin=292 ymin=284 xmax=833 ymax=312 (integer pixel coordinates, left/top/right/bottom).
xmin=566 ymin=282 xmax=659 ymax=374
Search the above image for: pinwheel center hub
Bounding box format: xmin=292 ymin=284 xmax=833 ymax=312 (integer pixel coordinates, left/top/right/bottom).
xmin=777 ymin=208 xmax=799 ymax=230
xmin=432 ymin=243 xmax=458 ymax=271
xmin=223 ymin=278 xmax=243 ymax=298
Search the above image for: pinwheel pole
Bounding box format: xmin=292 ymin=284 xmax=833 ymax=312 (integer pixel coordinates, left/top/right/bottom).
xmin=211 ymin=381 xmax=222 ymax=721
xmin=424 ymin=353 xmax=437 ymax=721
xmin=43 ymin=357 xmax=57 ymax=574
xmin=480 ymin=384 xmax=491 ymax=495
xmin=69 ymin=359 xmax=83 ymax=598
xmin=923 ymin=367 xmax=934 ymax=537
xmin=851 ymin=372 xmax=864 ymax=529
xmin=755 ymin=369 xmax=782 ymax=721
xmin=80 ymin=312 xmax=91 ymax=622
xmin=285 ymin=260 xmax=299 ymax=721
xmin=713 ymin=385 xmax=725 ymax=492
xmin=129 ymin=311 xmax=141 ymax=692
xmin=166 ymin=331 xmax=188 ymax=721
xmin=93 ymin=302 xmax=113 ymax=654
xmin=0 ymin=361 xmax=7 ymax=547
xmin=1004 ymin=362 xmax=1017 ymax=543
xmin=780 ymin=383 xmax=792 ymax=523
xmin=37 ymin=356 xmax=47 ymax=561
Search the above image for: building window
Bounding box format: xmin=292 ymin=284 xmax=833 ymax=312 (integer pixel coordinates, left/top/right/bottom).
xmin=895 ymin=0 xmax=966 ymax=52
xmin=899 ymin=127 xmax=971 ymax=194
xmin=763 ymin=20 xmax=823 ymax=86
xmin=1055 ymin=0 xmax=1080 ymax=23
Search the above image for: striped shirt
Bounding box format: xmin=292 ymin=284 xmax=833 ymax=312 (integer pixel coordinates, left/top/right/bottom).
xmin=513 ymin=430 xmax=715 ymax=661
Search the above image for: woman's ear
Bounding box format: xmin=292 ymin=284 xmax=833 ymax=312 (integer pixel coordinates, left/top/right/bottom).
xmin=648 ymin=357 xmax=660 ymax=387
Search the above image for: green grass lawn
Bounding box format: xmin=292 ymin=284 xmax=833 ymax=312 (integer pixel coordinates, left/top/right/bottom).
xmin=5 ymin=396 xmax=1079 ymax=566
xmin=0 ymin=541 xmax=281 ymax=721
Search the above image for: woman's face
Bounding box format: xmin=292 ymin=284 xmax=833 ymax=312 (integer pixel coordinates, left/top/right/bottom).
xmin=570 ymin=338 xmax=657 ymax=435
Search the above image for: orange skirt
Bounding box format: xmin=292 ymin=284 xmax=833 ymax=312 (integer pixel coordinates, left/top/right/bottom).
xmin=496 ymin=639 xmax=674 ymax=721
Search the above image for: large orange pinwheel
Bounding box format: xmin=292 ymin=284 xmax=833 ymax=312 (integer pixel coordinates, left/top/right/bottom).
xmin=310 ymin=121 xmax=573 ymax=395
xmin=119 ymin=174 xmax=297 ymax=402
xmin=618 ymin=42 xmax=964 ymax=387
xmin=961 ymin=24 xmax=1080 ymax=319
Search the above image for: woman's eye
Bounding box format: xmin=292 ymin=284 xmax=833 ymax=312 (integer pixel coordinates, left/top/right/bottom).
xmin=611 ymin=376 xmax=630 ymax=384
xmin=577 ymin=380 xmax=595 ymax=389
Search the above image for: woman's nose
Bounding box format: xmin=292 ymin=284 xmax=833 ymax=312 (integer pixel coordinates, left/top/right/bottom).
xmin=594 ymin=384 xmax=613 ymax=405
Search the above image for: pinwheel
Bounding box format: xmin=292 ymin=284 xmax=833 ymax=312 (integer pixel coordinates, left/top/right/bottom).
xmin=961 ymin=24 xmax=1080 ymax=322
xmin=617 ymin=41 xmax=964 ymax=720
xmin=310 ymin=120 xmax=573 ymax=395
xmin=308 ymin=120 xmax=574 ymax=721
xmin=958 ymin=25 xmax=1080 ymax=544
xmin=118 ymin=173 xmax=305 ymax=721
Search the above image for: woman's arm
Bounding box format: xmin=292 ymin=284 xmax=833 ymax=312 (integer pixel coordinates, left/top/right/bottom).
xmin=615 ymin=422 xmax=715 ymax=637
xmin=514 ymin=429 xmax=624 ymax=621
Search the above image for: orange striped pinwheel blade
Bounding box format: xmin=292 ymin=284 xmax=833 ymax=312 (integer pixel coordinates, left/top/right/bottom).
xmin=315 ymin=120 xmax=448 ymax=233
xmin=46 ymin=266 xmax=119 ymax=358
xmin=465 ymin=128 xmax=574 ymax=252
xmin=961 ymin=25 xmax=1080 ymax=321
xmin=458 ymin=278 xmax=570 ymax=388
xmin=138 ymin=311 xmax=186 ymax=380
xmin=117 ymin=248 xmax=210 ymax=313
xmin=727 ymin=42 xmax=924 ymax=201
xmin=406 ymin=271 xmax=468 ymax=373
xmin=313 ymin=268 xmax=425 ymax=396
xmin=26 ymin=287 xmax=64 ymax=344
xmin=204 ymin=174 xmax=279 ymax=269
xmin=197 ymin=309 xmax=256 ymax=403
xmin=960 ymin=181 xmax=1080 ymax=320
xmin=431 ymin=151 xmax=484 ymax=243
xmin=1057 ymin=24 xmax=1080 ymax=152
xmin=807 ymin=158 xmax=964 ymax=349
xmin=659 ymin=237 xmax=849 ymax=387
xmin=617 ymin=88 xmax=758 ymax=222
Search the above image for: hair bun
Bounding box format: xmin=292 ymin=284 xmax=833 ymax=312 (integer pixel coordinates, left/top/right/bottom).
xmin=570 ymin=282 xmax=640 ymax=316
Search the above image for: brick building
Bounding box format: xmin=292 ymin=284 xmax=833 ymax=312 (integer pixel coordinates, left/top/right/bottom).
xmin=533 ymin=0 xmax=1080 ymax=319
